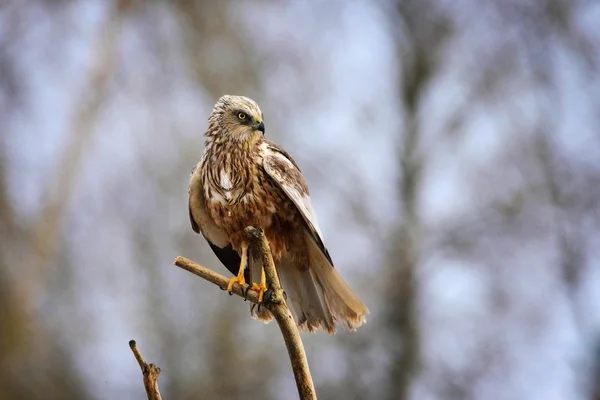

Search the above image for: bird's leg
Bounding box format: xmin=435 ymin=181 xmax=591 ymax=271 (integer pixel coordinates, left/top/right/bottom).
xmin=251 ymin=265 xmax=268 ymax=303
xmin=226 ymin=242 xmax=248 ymax=294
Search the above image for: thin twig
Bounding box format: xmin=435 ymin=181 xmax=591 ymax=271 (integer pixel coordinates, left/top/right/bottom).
xmin=173 ymin=226 xmax=317 ymax=400
xmin=129 ymin=340 xmax=162 ymax=400
xmin=173 ymin=256 xmax=260 ymax=303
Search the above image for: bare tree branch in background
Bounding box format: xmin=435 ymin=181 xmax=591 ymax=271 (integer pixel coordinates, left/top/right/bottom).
xmin=21 ymin=0 xmax=134 ymax=312
xmin=519 ymin=2 xmax=600 ymax=394
xmin=174 ymin=226 xmax=317 ymax=400
xmin=130 ymin=340 xmax=163 ymax=400
xmin=0 ymin=2 xmax=23 ymax=122
xmin=382 ymin=2 xmax=453 ymax=398
xmin=175 ymin=1 xmax=262 ymax=98
xmin=0 ymin=2 xmax=137 ymax=397
xmin=0 ymin=151 xmax=30 ymax=396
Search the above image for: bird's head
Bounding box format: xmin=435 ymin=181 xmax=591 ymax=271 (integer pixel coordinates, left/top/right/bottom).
xmin=205 ymin=95 xmax=265 ymax=144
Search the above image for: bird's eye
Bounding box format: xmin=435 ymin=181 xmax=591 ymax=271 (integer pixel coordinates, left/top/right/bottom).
xmin=237 ymin=112 xmax=247 ymax=121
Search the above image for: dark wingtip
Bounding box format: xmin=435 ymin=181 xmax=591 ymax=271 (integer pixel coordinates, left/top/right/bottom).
xmin=209 ymin=243 xmax=249 ymax=281
xmin=189 ymin=207 xmax=200 ymax=233
xmin=323 ymin=247 xmax=334 ymax=266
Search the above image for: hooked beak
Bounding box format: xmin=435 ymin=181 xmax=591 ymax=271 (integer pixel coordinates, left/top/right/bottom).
xmin=256 ymin=121 xmax=265 ymax=134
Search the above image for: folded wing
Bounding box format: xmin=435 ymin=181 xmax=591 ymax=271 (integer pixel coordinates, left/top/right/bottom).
xmin=262 ymin=141 xmax=368 ymax=333
xmin=261 ymin=142 xmax=333 ymax=265
xmin=188 ymin=163 xmax=247 ymax=280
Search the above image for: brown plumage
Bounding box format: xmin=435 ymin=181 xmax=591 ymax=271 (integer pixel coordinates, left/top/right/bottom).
xmin=188 ymin=95 xmax=369 ymax=334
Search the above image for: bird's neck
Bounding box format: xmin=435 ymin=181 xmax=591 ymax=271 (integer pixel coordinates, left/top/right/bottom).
xmin=204 ymin=133 xmax=264 ymax=158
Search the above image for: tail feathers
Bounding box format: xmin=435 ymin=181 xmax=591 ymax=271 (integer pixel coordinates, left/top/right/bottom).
xmin=278 ymin=257 xmax=335 ymax=333
xmin=305 ymin=233 xmax=369 ymax=332
xmin=248 ymin=252 xmax=336 ymax=333
xmin=247 ymin=232 xmax=369 ymax=334
xmin=250 ymin=302 xmax=273 ymax=322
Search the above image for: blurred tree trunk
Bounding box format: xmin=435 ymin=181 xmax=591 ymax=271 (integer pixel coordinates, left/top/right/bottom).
xmin=0 ymin=151 xmax=27 ymax=397
xmin=0 ymin=2 xmax=130 ymax=398
xmin=526 ymin=2 xmax=600 ymax=394
xmin=0 ymin=146 xmax=91 ymax=400
xmin=383 ymin=2 xmax=452 ymax=398
xmin=23 ymin=0 xmax=127 ymax=304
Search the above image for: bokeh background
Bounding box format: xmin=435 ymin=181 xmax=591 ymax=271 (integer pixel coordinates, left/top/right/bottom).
xmin=2 ymin=0 xmax=600 ymax=399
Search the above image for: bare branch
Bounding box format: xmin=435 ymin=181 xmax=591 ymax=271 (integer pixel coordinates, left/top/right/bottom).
xmin=129 ymin=340 xmax=162 ymax=400
xmin=173 ymin=256 xmax=260 ymax=302
xmin=245 ymin=226 xmax=316 ymax=400
xmin=173 ymin=226 xmax=316 ymax=400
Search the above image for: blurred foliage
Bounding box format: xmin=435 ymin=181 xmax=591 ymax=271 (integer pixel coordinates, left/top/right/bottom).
xmin=1 ymin=0 xmax=599 ymax=399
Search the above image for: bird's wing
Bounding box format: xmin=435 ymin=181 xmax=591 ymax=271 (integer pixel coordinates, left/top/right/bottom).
xmin=262 ymin=141 xmax=334 ymax=265
xmin=188 ymin=162 xmax=245 ymax=278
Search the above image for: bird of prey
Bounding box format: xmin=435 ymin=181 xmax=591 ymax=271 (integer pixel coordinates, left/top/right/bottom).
xmin=188 ymin=95 xmax=368 ymax=334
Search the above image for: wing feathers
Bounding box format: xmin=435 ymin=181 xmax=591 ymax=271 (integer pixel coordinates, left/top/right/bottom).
xmin=189 ymin=162 xmax=245 ymax=277
xmin=261 ymin=142 xmax=333 ymax=265
xmin=188 ymin=163 xmax=229 ymax=247
xmin=189 ymin=206 xmax=200 ymax=233
xmin=191 ymin=143 xmax=368 ymax=333
xmin=209 ymin=242 xmax=249 ymax=280
xmin=305 ymin=232 xmax=369 ymax=331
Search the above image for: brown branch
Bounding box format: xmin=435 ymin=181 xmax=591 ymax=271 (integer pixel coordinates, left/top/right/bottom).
xmin=129 ymin=340 xmax=162 ymax=400
xmin=245 ymin=227 xmax=316 ymax=399
xmin=173 ymin=256 xmax=260 ymax=303
xmin=173 ymin=226 xmax=316 ymax=400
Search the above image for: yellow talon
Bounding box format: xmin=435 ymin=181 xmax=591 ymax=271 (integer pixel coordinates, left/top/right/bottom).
xmin=227 ymin=274 xmax=246 ymax=293
xmin=251 ymin=282 xmax=268 ymax=303
xmin=227 ymin=242 xmax=248 ymax=293
xmin=251 ymin=265 xmax=267 ymax=302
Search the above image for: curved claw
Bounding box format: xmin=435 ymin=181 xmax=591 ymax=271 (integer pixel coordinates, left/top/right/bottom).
xmin=241 ymin=284 xmax=250 ymax=298
xmin=227 ymin=275 xmax=246 ymax=295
